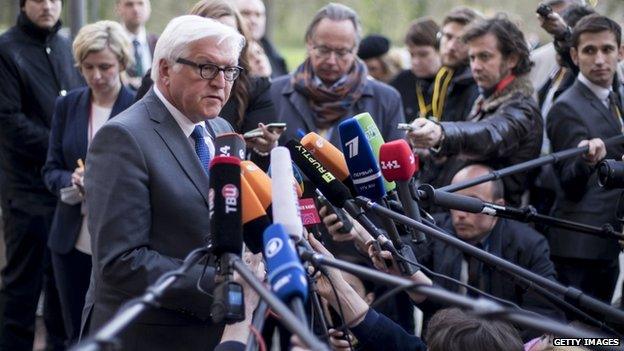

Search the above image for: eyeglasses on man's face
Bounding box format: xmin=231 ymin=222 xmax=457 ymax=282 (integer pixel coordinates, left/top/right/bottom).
xmin=311 ymin=44 xmax=355 ymax=60
xmin=176 ymin=58 xmax=243 ymax=82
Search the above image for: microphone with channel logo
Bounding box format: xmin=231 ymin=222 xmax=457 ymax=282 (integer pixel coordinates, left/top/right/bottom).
xmin=338 ymin=120 xmax=419 ymax=275
xmin=379 ymin=140 xmax=427 ymax=244
xmin=214 ymin=132 xmax=247 ymax=160
xmin=263 ymin=223 xmax=308 ymax=323
xmin=208 ymin=156 xmax=245 ymax=323
xmin=353 ymin=113 xmax=397 ymax=194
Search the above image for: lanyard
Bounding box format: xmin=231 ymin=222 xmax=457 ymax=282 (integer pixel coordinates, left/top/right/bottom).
xmin=432 ymin=67 xmax=455 ymax=120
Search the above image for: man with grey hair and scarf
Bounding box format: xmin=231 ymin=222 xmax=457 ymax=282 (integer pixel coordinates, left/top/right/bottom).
xmin=81 ymin=15 xmax=242 ymax=350
xmin=271 ymin=2 xmax=405 ymax=148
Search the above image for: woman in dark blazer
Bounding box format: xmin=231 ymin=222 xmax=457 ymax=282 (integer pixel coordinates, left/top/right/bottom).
xmin=42 ymin=20 xmax=135 ymax=345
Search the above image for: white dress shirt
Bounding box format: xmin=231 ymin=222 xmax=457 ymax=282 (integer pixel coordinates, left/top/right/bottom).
xmin=578 ymin=72 xmax=612 ymax=108
xmin=123 ymin=25 xmax=152 ymax=75
xmin=154 ymin=86 xmax=215 ymax=157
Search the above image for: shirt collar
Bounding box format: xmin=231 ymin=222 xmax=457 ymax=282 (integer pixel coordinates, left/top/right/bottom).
xmin=313 ymin=74 xmax=348 ymax=89
xmin=578 ymin=72 xmax=612 ymax=101
xmin=153 ymin=86 xmax=207 ymax=138
xmin=123 ymin=25 xmax=147 ymax=45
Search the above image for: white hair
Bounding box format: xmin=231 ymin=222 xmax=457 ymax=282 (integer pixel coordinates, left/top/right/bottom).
xmin=151 ymin=15 xmax=245 ymax=82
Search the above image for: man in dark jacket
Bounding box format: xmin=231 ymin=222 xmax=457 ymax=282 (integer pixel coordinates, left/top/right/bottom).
xmin=546 ymin=15 xmax=624 ymax=303
xmin=271 ymin=3 xmax=404 ymax=148
xmin=408 ymin=15 xmax=543 ymax=206
xmin=0 ymin=0 xmax=84 ymax=350
xmin=419 ymin=164 xmax=564 ymax=339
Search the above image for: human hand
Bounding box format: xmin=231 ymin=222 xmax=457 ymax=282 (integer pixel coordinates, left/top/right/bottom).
xmin=406 ymin=118 xmax=442 ymax=149
xmin=246 ymin=123 xmax=282 ymax=155
xmin=579 ymin=138 xmax=606 ymax=166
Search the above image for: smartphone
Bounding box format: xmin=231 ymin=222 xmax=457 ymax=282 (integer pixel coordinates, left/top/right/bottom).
xmin=536 ymin=3 xmax=553 ymax=18
xmin=315 ymin=192 xmax=353 ymax=234
xmin=397 ymin=122 xmax=416 ymax=131
xmin=243 ymin=123 xmax=287 ymax=139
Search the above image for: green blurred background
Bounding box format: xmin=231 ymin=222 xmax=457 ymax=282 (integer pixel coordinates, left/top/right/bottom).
xmin=1 ymin=0 xmax=623 ymax=70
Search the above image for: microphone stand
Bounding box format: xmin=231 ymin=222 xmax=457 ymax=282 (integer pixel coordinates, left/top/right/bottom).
xmin=71 ymin=247 xmax=212 ymax=351
xmin=439 ymin=134 xmax=624 ymax=193
xmin=297 ymin=250 xmax=615 ymax=343
xmin=223 ymin=253 xmax=330 ymax=351
xmin=354 ymin=196 xmax=624 ymax=327
xmin=418 ymin=184 xmax=624 ymax=241
xmin=245 ymin=300 xmax=269 ymax=351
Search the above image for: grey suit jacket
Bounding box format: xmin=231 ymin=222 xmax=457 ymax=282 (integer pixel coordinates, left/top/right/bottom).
xmin=81 ymin=89 xmax=234 ymax=350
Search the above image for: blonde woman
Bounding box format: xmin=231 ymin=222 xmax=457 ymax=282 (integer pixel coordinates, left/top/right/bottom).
xmin=42 ymin=20 xmax=135 ymax=343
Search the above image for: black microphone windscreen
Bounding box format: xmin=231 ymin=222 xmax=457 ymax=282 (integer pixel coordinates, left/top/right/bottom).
xmin=285 ymin=140 xmax=352 ymax=208
xmin=209 ymin=156 xmax=243 ymax=256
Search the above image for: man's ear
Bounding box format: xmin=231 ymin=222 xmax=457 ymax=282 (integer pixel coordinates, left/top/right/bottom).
xmin=506 ymin=53 xmax=519 ymax=71
xmin=571 ymin=47 xmax=579 ymax=67
xmin=618 ymin=44 xmax=624 ymax=62
xmin=158 ymin=59 xmax=170 ymax=86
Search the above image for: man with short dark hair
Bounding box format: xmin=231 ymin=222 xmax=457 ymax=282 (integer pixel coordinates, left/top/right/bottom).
xmin=0 ymin=0 xmax=83 ymax=349
xmin=271 ymin=3 xmax=404 ymax=147
xmin=546 ymin=14 xmax=624 ymax=303
xmin=420 ymin=164 xmax=563 ymax=339
xmin=408 ymin=15 xmax=543 ymax=206
xmin=116 ymin=0 xmax=158 ymax=88
xmin=390 ymin=17 xmax=441 ymax=123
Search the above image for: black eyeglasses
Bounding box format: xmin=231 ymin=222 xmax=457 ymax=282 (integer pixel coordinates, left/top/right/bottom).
xmin=176 ymin=58 xmax=243 ymax=82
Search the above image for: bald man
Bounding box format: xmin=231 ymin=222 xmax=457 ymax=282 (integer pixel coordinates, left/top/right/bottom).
xmin=418 ymin=164 xmax=564 ymax=339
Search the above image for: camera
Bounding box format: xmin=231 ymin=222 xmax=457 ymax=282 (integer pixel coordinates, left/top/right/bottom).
xmin=597 ymin=159 xmax=624 ymax=189
xmin=536 ymin=2 xmax=553 ymax=18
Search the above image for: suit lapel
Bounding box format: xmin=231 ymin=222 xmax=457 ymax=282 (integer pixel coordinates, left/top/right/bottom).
xmin=286 ymin=88 xmax=316 ymax=133
xmin=74 ymin=89 xmax=91 ymax=161
xmin=145 ymin=90 xmax=211 ymax=206
xmin=577 ymin=81 xmax=622 ymax=131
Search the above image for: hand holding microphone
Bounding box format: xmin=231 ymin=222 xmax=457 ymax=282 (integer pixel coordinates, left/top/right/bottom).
xmin=319 ymin=205 xmax=374 ymax=254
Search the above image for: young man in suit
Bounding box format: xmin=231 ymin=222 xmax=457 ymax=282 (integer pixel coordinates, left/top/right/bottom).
xmin=82 ymin=15 xmax=242 ymax=350
xmin=116 ymin=0 xmax=158 ymax=88
xmin=546 ymin=14 xmax=624 ymax=303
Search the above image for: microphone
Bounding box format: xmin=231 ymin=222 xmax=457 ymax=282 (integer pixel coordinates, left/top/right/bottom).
xmin=338 ymin=118 xmax=385 ymax=201
xmin=353 ymin=113 xmax=396 ymax=194
xmin=214 ymin=132 xmax=247 ymax=160
xmin=338 ymin=119 xmax=404 ymax=245
xmin=241 ymin=160 xmax=272 ymax=213
xmin=263 ymin=223 xmax=308 ymax=323
xmin=300 ymin=132 xmax=356 ymax=194
xmin=209 ymin=156 xmax=243 ymax=256
xmin=379 ymin=140 xmax=427 ymax=244
xmin=286 ymin=140 xmax=389 ymax=249
xmin=208 ymin=156 xmax=245 ymax=323
xmin=241 ymin=176 xmax=270 ymax=254
xmin=271 ymin=147 xmax=304 ymax=240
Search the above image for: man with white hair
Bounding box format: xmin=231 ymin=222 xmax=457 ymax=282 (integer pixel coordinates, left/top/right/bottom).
xmin=81 ymin=15 xmax=243 ymax=350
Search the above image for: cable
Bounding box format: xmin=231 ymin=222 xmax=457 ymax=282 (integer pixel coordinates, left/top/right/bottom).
xmin=323 ymin=269 xmax=355 ymax=351
xmin=249 ymin=325 xmax=267 ymax=351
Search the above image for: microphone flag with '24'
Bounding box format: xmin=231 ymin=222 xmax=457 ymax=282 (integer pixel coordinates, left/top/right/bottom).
xmin=263 ymin=223 xmax=308 ymax=303
xmin=354 ymin=113 xmax=396 ymax=193
xmin=338 ymin=118 xmax=386 ymax=201
xmin=379 ymin=140 xmax=427 ymax=244
xmin=214 ymin=132 xmax=246 ymax=160
xmin=209 ymin=156 xmax=243 ymax=256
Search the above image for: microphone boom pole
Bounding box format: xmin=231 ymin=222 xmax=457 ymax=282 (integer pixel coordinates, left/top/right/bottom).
xmin=439 ymin=134 xmax=624 ymax=193
xmin=355 ymin=196 xmax=624 ymax=326
xmin=298 ymin=250 xmax=614 ymax=343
